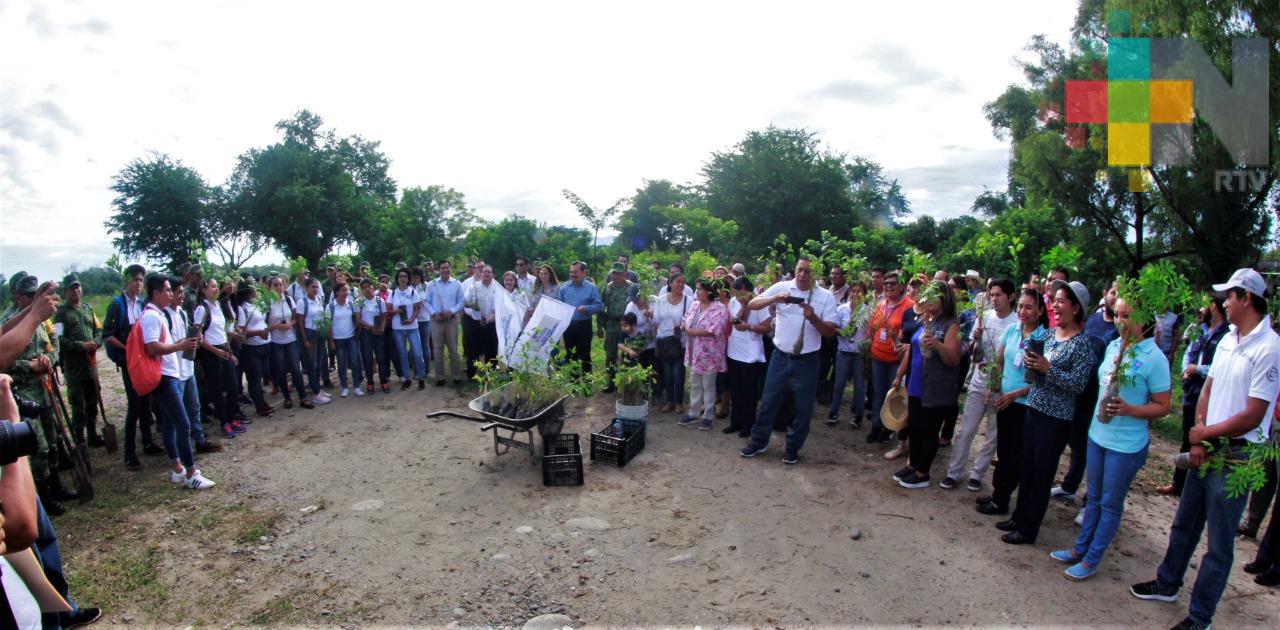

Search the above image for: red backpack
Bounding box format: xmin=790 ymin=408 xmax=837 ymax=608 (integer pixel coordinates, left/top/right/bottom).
xmin=126 ymin=310 xmax=165 ymax=396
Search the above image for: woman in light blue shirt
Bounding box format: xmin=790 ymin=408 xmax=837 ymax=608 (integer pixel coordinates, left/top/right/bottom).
xmin=1052 ymin=296 xmax=1171 ymax=580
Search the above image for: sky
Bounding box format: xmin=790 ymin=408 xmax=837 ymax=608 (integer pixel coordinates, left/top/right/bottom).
xmin=0 ymin=0 xmax=1079 ymax=282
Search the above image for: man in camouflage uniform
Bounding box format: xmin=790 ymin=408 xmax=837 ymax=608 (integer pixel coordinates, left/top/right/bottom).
xmin=53 ymin=273 xmax=106 ymax=447
xmin=4 ymin=274 xmax=76 ymax=514
xmin=598 ymin=262 xmax=635 ymax=393
xmin=183 ymin=262 xmax=204 ymax=319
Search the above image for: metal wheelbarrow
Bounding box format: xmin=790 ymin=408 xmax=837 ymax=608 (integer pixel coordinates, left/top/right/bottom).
xmin=426 ymin=383 xmax=568 ymax=464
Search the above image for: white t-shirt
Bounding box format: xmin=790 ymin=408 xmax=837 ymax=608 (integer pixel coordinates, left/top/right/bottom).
xmin=1207 ymin=315 xmax=1280 ymax=443
xmin=329 ymin=299 xmax=357 ymax=339
xmin=624 ymin=301 xmax=657 ymax=350
xmin=654 ymin=293 xmax=690 ymax=340
xmin=833 ymin=301 xmax=867 ymax=354
xmin=658 ymin=284 xmax=695 ymax=300
xmin=237 ymin=303 xmax=269 ymax=346
xmin=194 ymin=300 xmax=228 ymax=347
xmin=359 ymin=294 xmax=386 ymax=328
xmin=971 ymin=308 xmax=1020 ymax=388
xmin=141 ymin=304 xmax=180 ymax=378
xmin=166 ymin=306 xmax=195 ymax=380
xmin=763 ymin=280 xmax=838 ymax=355
xmin=516 ymin=274 xmax=535 ymax=292
xmin=466 ymin=280 xmax=499 ymax=321
xmin=727 ymin=299 xmax=768 ymax=363
xmin=300 ymin=294 xmax=326 ymax=331
xmin=267 ymin=297 xmax=298 ymax=345
xmin=0 ymin=556 xmax=41 ymax=628
xmin=389 ymin=287 xmax=421 ymax=331
xmin=413 ymin=283 xmax=433 ymax=322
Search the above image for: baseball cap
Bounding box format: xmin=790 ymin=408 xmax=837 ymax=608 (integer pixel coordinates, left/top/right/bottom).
xmin=62 ymin=273 xmax=81 ymax=289
xmin=731 ymin=263 xmax=746 ymax=275
xmin=14 ymin=274 xmax=38 ymax=295
xmin=610 ymin=262 xmax=626 ymax=274
xmin=1212 ymin=268 xmax=1267 ymax=298
xmin=1049 ymin=279 xmax=1091 ymax=311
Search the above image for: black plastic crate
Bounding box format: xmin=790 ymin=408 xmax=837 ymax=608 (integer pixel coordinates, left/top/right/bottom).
xmin=542 ymin=433 xmax=583 ymax=487
xmin=590 ymin=418 xmax=646 ymax=467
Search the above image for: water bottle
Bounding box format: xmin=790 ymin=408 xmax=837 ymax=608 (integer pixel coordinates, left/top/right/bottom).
xmin=613 ymin=418 xmax=624 ymax=439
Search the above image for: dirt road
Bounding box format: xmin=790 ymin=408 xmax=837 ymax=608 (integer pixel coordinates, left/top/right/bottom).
xmin=59 ymin=377 xmax=1276 ymax=627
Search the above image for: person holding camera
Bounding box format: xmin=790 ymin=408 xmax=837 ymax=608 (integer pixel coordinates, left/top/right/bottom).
xmin=140 ymin=274 xmax=215 ymax=490
xmin=1130 ymin=268 xmax=1280 ymax=630
xmin=738 ymin=256 xmax=838 ymax=465
xmin=1 ymin=274 xmax=76 ymax=515
xmin=52 ymin=273 xmax=107 ymax=449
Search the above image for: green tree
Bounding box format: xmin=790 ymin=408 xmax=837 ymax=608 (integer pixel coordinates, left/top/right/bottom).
xmin=702 ymin=127 xmax=907 ymax=256
xmin=614 ymin=179 xmax=701 ymax=251
xmin=230 ymin=110 xmax=397 ymax=271
xmin=562 ymin=189 xmax=623 ymax=271
xmin=648 ymin=205 xmax=739 ymax=258
xmin=464 ymin=217 xmax=590 ymax=276
xmin=359 ymin=186 xmax=472 ymax=270
xmin=105 ymin=152 xmax=209 ymax=272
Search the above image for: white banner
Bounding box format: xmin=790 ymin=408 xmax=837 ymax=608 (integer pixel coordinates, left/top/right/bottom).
xmin=497 ymin=293 xmax=574 ymax=369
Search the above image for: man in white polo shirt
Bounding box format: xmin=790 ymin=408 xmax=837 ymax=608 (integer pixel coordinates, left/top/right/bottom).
xmin=738 ymin=256 xmax=838 ymax=465
xmin=1131 ymin=268 xmax=1279 ymax=630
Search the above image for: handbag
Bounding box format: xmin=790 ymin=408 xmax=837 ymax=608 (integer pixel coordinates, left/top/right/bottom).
xmin=656 ymin=296 xmax=687 ymax=360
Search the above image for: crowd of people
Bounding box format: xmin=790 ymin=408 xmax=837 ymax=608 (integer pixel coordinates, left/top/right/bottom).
xmin=2 ymin=251 xmax=1279 ymax=630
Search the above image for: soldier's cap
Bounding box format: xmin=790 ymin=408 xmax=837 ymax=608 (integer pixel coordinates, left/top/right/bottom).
xmin=179 ymin=262 xmax=191 ymax=273
xmin=359 ymin=261 xmax=371 ymax=269
xmin=239 ymin=271 xmax=252 ymax=280
xmin=611 ymin=262 xmax=626 ymax=274
xmin=14 ymin=274 xmax=38 ymax=295
xmin=188 ymin=263 xmax=204 ymax=275
xmin=9 ymin=271 xmax=29 ymax=293
xmin=62 ymin=273 xmax=81 ymax=289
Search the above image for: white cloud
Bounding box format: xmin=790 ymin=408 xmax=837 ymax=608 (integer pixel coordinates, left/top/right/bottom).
xmin=0 ymin=0 xmax=1076 ymax=281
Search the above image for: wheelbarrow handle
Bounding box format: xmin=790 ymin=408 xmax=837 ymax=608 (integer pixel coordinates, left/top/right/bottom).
xmin=425 ymin=410 xmax=488 ymax=423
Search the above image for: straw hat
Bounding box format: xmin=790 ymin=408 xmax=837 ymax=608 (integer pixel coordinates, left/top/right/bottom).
xmin=881 ymin=386 xmax=909 ymax=432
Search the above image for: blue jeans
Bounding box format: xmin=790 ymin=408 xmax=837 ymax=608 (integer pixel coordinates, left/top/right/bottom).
xmin=661 ymin=356 xmax=685 ymax=406
xmin=303 ymin=328 xmax=328 ymax=395
xmin=270 ymin=340 xmax=307 ymax=401
xmin=180 ymin=375 xmax=207 ymax=445
xmin=868 ymin=359 xmax=897 ymax=430
xmin=239 ymin=343 xmax=270 ymax=407
xmin=1155 ymin=450 xmax=1250 ymax=626
xmin=359 ymin=329 xmax=386 ymax=384
xmin=829 ymin=350 xmax=865 ymax=419
xmin=393 ymin=327 xmax=426 ymax=380
xmin=417 ymin=320 xmax=432 ymax=373
xmin=1073 ymin=437 xmax=1148 ymax=566
xmin=33 ymin=497 xmax=81 ymax=628
xmin=748 ymin=350 xmax=819 ymax=455
xmin=154 ymin=376 xmax=195 ymax=469
xmin=333 ymin=336 xmax=362 ymax=389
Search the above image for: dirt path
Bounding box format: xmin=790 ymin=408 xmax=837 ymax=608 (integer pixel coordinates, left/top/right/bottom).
xmin=59 ymin=369 xmax=1276 ymax=627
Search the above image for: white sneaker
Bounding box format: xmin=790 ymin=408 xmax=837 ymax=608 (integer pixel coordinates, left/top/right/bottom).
xmin=1074 ymin=509 xmax=1084 ymax=527
xmin=315 ymin=392 xmax=331 ymax=404
xmin=169 ymin=466 xmax=186 ymax=484
xmin=353 ymin=387 xmax=364 ymax=397
xmin=1051 ymin=485 xmax=1077 ymax=502
xmin=340 ymin=388 xmax=349 ymax=398
xmin=183 ymin=470 xmax=216 ymax=490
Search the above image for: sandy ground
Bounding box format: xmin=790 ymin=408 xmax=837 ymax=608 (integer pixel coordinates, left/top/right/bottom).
xmin=58 ymin=364 xmax=1277 ymax=628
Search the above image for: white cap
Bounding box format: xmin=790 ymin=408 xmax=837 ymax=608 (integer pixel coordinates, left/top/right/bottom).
xmin=731 ymin=263 xmax=746 ymax=275
xmin=1049 ymin=279 xmax=1091 ymax=313
xmin=1212 ymin=268 xmax=1267 ymax=297
xmin=965 ymin=269 xmax=982 ymax=280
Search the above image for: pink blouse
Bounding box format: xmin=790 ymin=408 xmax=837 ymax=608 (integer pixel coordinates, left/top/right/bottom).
xmin=683 ymin=300 xmax=728 ymax=374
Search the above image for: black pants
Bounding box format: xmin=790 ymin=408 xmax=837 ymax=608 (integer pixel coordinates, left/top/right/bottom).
xmin=563 ymin=320 xmax=593 ymax=375
xmin=120 ymin=363 xmax=155 ymax=459
xmin=1244 ymin=454 xmax=1278 ymax=533
xmin=991 ymin=401 xmax=1027 ymax=508
xmin=909 ymin=401 xmax=954 ymax=476
xmin=1171 ymin=403 xmax=1197 ymax=495
xmin=1012 ymin=407 xmax=1072 ymax=541
xmin=940 ymin=355 xmax=970 ymax=440
xmin=727 ymin=358 xmax=763 ymax=431
xmin=817 ymin=335 xmax=837 ymax=404
xmin=462 ymin=317 xmax=480 ymax=379
xmin=639 ymin=348 xmax=658 ymax=399
xmin=1253 ymin=461 xmax=1280 ymax=567
xmin=1059 ymin=383 xmax=1100 ymax=494
xmin=476 ymin=320 xmax=498 ymax=368
xmin=196 ymin=348 xmax=238 ymax=424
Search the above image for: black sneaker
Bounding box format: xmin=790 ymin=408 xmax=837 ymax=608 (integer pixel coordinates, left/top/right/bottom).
xmin=739 ymin=444 xmax=767 ymax=458
xmin=124 ymin=457 xmax=143 ymax=471
xmin=436 ymin=379 xmax=446 ymax=387
xmin=826 ymin=415 xmax=839 ymax=425
xmin=892 ymin=466 xmax=914 ymax=482
xmin=782 ymin=450 xmax=799 ymax=465
xmin=849 ymin=418 xmax=862 ymax=430
xmin=418 ymin=380 xmax=426 ymax=391
xmin=1130 ymin=580 xmax=1179 ymax=602
xmin=976 ymin=501 xmax=1008 ymax=515
xmin=898 ymin=471 xmax=930 ymax=489
xmin=142 ymin=444 xmax=165 ymax=456
xmin=865 ymin=426 xmax=882 ymax=444
xmin=939 ymin=476 xmax=957 ymax=490
xmin=966 ymin=479 xmax=983 ymax=492
xmin=1169 ymin=618 xmax=1210 ymax=630
xmin=64 ymin=605 xmax=102 ymax=628
xmin=874 ymin=430 xmax=895 ymax=444
xmin=401 ymin=379 xmax=412 ymax=391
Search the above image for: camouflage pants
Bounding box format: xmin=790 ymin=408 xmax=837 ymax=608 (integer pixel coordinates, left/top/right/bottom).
xmin=603 ymin=326 xmax=621 ymax=380
xmin=65 ymin=375 xmax=98 ymax=434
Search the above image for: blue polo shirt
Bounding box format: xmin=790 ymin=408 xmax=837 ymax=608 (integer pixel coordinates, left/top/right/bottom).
xmin=1000 ymin=323 xmax=1043 ymax=405
xmin=558 ymin=279 xmax=602 ymax=323
xmin=1090 ymin=337 xmax=1170 ymax=453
